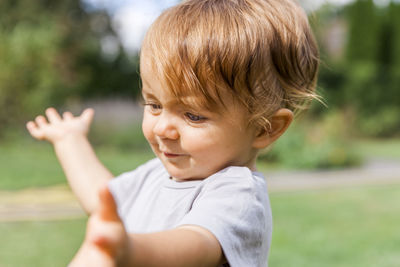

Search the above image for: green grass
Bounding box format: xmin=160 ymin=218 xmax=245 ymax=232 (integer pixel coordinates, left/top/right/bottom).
xmin=1 ymin=135 xmax=399 ymax=189
xmin=354 ymin=138 xmax=400 ymax=159
xmin=1 ymin=128 xmax=398 ymax=266
xmin=0 ymin=219 xmax=86 ymax=266
xmin=258 ymin=137 xmax=400 ymax=172
xmin=0 ymin=186 xmax=399 ymax=266
xmin=269 ymin=185 xmax=400 ymax=267
xmin=0 ymin=138 xmax=154 ymax=190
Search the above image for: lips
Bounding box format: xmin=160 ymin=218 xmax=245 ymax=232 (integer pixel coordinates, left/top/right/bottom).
xmin=154 ymin=143 xmax=185 ymax=158
xmin=163 ymin=152 xmax=181 ymax=158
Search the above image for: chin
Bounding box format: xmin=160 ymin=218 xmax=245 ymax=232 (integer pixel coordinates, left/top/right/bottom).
xmin=163 ymin=165 xmax=194 ymax=181
xmin=165 ymin=168 xmax=187 ymax=180
xmin=159 ymin=158 xmax=210 ymax=181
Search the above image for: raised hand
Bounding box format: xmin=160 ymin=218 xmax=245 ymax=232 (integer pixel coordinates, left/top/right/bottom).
xmin=26 ymin=107 xmax=94 ymax=145
xmin=26 ymin=106 xmax=113 ymax=214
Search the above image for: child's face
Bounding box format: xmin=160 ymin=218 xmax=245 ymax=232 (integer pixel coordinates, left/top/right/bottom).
xmin=140 ymin=60 xmax=259 ymax=181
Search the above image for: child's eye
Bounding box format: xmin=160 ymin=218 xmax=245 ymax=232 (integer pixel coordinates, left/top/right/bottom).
xmin=185 ymin=112 xmax=206 ymax=122
xmin=144 ymin=103 xmax=162 ymax=113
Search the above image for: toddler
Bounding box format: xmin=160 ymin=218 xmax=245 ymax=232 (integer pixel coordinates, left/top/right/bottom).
xmin=27 ymin=0 xmax=319 ymax=266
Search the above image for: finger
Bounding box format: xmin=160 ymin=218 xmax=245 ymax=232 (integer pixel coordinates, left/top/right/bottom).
xmin=26 ymin=121 xmax=45 ymax=140
xmin=63 ymin=111 xmax=74 ymax=120
xmin=80 ymin=108 xmax=94 ymax=125
xmin=46 ymin=107 xmax=62 ymax=123
xmin=98 ymin=185 xmax=120 ymax=222
xmin=35 ymin=115 xmax=48 ymax=127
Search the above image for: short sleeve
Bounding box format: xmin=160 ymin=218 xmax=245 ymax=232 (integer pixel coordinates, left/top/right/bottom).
xmin=108 ymin=158 xmax=164 ymax=216
xmin=108 ymin=169 xmax=138 ymax=208
xmin=177 ymin=167 xmax=272 ymax=267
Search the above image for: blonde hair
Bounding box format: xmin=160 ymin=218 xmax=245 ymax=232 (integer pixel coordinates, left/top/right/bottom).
xmin=141 ymin=0 xmax=319 ymax=131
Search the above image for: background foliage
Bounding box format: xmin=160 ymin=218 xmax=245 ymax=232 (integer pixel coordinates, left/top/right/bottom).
xmin=1 ymin=0 xmax=399 ymax=169
xmin=1 ymin=2 xmax=398 ymax=266
xmin=316 ymin=0 xmax=400 ymax=138
xmin=0 ymin=0 xmax=140 ymax=135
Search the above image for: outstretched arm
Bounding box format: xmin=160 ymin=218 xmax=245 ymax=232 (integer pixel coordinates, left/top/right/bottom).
xmin=26 ymin=107 xmax=113 ymax=214
xmin=70 ymin=185 xmax=225 ymax=267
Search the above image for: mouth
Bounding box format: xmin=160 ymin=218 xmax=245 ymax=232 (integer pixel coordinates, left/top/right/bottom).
xmin=162 ymin=152 xmax=182 ymax=158
xmin=153 ymin=142 xmax=186 ymax=159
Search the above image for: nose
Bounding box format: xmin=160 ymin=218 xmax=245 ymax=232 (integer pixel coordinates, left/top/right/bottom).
xmin=153 ymin=113 xmax=179 ymax=140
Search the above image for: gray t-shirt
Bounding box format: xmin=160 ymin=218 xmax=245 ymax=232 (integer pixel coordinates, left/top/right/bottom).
xmin=109 ymin=158 xmax=272 ymax=267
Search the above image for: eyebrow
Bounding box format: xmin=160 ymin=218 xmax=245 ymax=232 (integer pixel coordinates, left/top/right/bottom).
xmin=141 ymin=87 xmax=157 ymax=98
xmin=141 ymin=89 xmax=152 ymax=97
xmin=141 ymin=90 xmax=178 ymax=107
xmin=141 ymin=85 xmax=217 ymax=113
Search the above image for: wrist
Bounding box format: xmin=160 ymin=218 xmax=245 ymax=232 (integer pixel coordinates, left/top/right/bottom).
xmin=53 ymin=133 xmax=89 ymax=149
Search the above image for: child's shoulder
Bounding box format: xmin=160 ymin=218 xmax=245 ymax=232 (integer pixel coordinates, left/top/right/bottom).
xmin=109 ymin=158 xmax=166 ymax=198
xmin=203 ymin=165 xmax=268 ymax=195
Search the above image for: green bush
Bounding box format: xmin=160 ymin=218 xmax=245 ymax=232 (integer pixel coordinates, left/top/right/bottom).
xmin=0 ymin=21 xmax=64 ymax=129
xmin=358 ymin=107 xmax=400 ymax=137
xmin=313 ymin=1 xmax=400 ymax=138
xmin=0 ymin=1 xmax=140 ymax=137
xmin=259 ymin=112 xmax=361 ymax=169
xmin=89 ymin=122 xmax=149 ymax=151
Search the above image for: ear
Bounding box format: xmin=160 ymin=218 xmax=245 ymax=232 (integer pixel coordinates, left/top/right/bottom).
xmin=252 ymin=108 xmax=293 ymax=149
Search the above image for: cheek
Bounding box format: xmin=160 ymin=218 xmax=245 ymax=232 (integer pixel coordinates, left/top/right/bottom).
xmin=194 ymin=129 xmax=241 ymax=155
xmin=141 ymin=114 xmax=154 ymax=141
xmin=183 ymin=129 xmax=224 ymax=153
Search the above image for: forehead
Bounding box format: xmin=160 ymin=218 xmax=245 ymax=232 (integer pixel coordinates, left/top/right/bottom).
xmin=140 ymin=53 xmax=251 ymax=127
xmin=140 ymin=48 xmax=225 ymax=112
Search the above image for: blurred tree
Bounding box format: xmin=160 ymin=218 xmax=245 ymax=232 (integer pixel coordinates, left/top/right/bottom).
xmin=388 ymin=1 xmax=400 ymax=94
xmin=343 ymin=0 xmax=379 ymax=113
xmin=345 ymin=0 xmax=379 ymax=63
xmin=342 ymin=0 xmax=399 ymax=137
xmin=311 ymin=5 xmax=347 ymax=113
xmin=0 ymin=0 xmax=140 ymax=136
xmin=314 ymin=0 xmax=400 ymax=137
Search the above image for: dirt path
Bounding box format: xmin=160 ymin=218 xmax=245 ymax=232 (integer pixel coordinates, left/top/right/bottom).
xmin=1 ymin=159 xmax=399 ymax=222
xmin=0 ymin=185 xmax=84 ymax=222
xmin=267 ymin=158 xmax=400 ymax=192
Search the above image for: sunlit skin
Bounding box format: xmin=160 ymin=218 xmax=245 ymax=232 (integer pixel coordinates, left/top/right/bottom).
xmin=140 ymin=58 xmax=262 ymax=182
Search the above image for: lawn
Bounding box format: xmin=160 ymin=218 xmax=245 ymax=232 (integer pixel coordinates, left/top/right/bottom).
xmin=1 ymin=137 xmax=399 ymax=190
xmin=269 ymin=185 xmax=400 ymax=267
xmin=354 ymin=138 xmax=400 ymax=159
xmin=0 ymin=138 xmax=154 ymax=190
xmin=1 ymin=185 xmax=399 ymax=266
xmin=0 ymin=219 xmax=86 ymax=266
xmin=1 ymin=137 xmax=399 ymax=266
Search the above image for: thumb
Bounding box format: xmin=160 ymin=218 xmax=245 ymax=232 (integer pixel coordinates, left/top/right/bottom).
xmin=98 ymin=184 xmax=120 ymax=222
xmin=80 ymin=108 xmax=94 ymax=126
